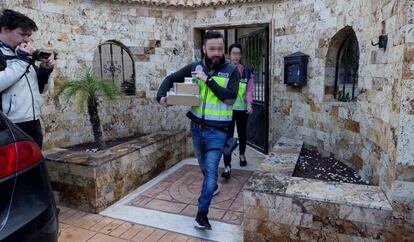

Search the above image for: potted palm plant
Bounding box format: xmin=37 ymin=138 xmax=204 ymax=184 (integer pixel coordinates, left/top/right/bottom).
xmin=56 ymin=69 xmax=124 ymax=150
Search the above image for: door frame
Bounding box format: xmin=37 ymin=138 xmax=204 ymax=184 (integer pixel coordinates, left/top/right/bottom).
xmin=193 ymin=21 xmax=272 ymax=154
xmin=237 ymin=27 xmax=270 ymax=154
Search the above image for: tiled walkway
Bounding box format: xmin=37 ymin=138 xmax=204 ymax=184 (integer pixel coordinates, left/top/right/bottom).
xmin=129 ymin=164 xmax=252 ymax=225
xmin=58 ymin=206 xmax=211 ymax=242
xmin=60 ymin=146 xmax=265 ymax=242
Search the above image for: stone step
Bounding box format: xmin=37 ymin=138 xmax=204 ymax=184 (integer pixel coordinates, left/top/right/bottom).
xmin=259 ymin=136 xmax=303 ymax=175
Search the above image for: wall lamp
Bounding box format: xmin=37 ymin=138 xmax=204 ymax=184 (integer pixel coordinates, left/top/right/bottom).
xmin=371 ymin=35 xmax=388 ymax=49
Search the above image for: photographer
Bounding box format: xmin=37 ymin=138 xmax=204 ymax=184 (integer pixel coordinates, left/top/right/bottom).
xmin=0 ymin=9 xmax=55 ymax=148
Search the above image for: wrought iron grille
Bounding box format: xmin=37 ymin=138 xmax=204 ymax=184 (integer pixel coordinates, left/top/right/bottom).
xmin=334 ymin=33 xmax=359 ymax=101
xmin=239 ymin=30 xmax=267 ymax=102
xmin=93 ymin=41 xmax=136 ymax=95
xmin=238 ymin=28 xmax=269 ymax=154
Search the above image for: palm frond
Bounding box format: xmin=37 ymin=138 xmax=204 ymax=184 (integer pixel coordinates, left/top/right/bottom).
xmin=56 ymin=68 xmax=124 ymax=110
xmin=56 ymin=80 xmax=86 ymax=102
xmin=96 ymin=79 xmax=124 ymax=101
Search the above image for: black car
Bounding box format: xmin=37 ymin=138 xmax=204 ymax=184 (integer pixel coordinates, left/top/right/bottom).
xmin=0 ymin=112 xmax=58 ymax=242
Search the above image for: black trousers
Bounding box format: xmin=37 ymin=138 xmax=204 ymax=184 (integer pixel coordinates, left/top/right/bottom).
xmin=223 ymin=110 xmax=249 ymax=167
xmin=15 ymin=119 xmax=43 ymax=149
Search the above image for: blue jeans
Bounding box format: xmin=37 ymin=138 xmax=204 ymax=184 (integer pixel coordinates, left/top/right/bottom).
xmin=191 ymin=123 xmax=227 ymax=214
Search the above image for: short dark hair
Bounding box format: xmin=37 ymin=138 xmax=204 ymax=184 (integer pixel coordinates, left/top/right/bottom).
xmin=229 ymin=43 xmax=242 ymax=54
xmin=203 ymin=31 xmax=224 ymax=45
xmin=0 ymin=9 xmax=38 ymax=32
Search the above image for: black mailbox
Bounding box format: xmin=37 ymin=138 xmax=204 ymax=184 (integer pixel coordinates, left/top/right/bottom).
xmin=284 ymin=51 xmax=309 ymax=86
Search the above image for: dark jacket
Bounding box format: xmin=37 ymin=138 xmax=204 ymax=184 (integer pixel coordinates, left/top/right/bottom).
xmin=157 ymin=60 xmax=240 ymax=129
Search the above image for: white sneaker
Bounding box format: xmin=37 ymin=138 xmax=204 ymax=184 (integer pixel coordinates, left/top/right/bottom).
xmin=221 ymin=166 xmax=231 ymax=179
xmin=240 ymin=154 xmax=247 ymax=167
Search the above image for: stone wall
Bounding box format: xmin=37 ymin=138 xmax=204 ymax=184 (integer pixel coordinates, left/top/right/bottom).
xmin=2 ymin=0 xmax=412 ymax=203
xmin=189 ymin=0 xmax=410 ymax=201
xmin=0 ymin=0 xmax=193 ymax=149
xmin=45 ymin=130 xmax=186 ymax=213
xmin=243 ymin=172 xmax=414 ymax=242
xmin=243 ymin=135 xmax=413 ymax=242
xmin=393 ymin=2 xmax=414 ymax=234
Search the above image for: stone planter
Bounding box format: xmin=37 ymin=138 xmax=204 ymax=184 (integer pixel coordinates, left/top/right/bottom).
xmin=45 ymin=130 xmax=186 ymax=213
xmin=242 ymin=137 xmax=414 ymax=242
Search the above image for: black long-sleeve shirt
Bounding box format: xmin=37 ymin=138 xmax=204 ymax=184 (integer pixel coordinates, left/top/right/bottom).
xmin=157 ymin=63 xmax=239 ymax=104
xmin=156 ymin=62 xmax=240 ymax=128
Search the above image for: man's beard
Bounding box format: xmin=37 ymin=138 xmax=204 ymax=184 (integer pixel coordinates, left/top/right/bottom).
xmin=204 ymin=54 xmax=225 ymax=69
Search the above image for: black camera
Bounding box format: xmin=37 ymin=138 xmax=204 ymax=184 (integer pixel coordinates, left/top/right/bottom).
xmin=32 ymin=50 xmax=57 ymax=61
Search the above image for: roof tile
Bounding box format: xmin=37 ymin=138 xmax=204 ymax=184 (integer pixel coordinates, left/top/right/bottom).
xmin=112 ymin=0 xmax=264 ymax=8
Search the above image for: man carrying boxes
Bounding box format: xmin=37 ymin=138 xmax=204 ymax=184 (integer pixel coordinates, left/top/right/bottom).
xmin=156 ymin=31 xmax=239 ymax=230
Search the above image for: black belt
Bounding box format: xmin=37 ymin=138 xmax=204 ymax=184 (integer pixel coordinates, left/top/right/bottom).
xmin=191 ymin=121 xmax=228 ymax=134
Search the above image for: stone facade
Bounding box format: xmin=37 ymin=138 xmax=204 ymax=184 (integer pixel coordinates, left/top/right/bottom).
xmin=1 ymin=0 xmax=194 ymax=150
xmin=45 ymin=130 xmax=186 ymax=213
xmin=190 ymin=0 xmax=412 ymax=206
xmin=243 ymin=172 xmax=414 ymax=242
xmin=243 ymin=137 xmax=413 ymax=242
xmin=2 ymin=0 xmax=413 ymax=235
